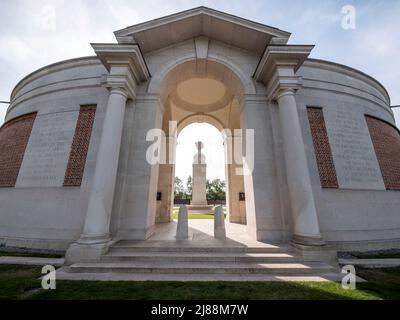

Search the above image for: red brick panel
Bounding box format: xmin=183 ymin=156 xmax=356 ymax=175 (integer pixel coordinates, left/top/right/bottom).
xmin=366 ymin=116 xmax=400 ymax=191
xmin=63 ymin=105 xmax=96 ymax=186
xmin=307 ymin=107 xmax=339 ymax=188
xmin=0 ymin=113 xmax=36 ymax=187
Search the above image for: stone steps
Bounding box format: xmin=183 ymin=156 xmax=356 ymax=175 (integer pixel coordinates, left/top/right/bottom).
xmin=61 ymin=240 xmax=341 ymax=281
xmin=67 ymin=260 xmax=334 ymax=275
xmin=110 ymin=242 xmax=290 ymax=254
xmin=56 ymin=269 xmax=345 ymax=282
xmin=101 ymin=252 xmax=298 ymax=263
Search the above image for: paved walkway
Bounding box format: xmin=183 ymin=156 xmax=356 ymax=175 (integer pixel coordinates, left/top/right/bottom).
xmin=0 ymin=256 xmax=65 ymax=267
xmin=339 ymin=258 xmax=400 ymax=268
xmin=150 ymin=219 xmax=271 ymax=245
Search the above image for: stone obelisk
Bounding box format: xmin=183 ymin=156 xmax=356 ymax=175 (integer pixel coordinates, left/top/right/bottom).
xmin=191 ymin=141 xmax=208 ymax=206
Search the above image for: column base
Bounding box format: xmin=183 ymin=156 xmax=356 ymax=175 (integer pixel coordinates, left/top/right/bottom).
xmin=290 ymin=241 xmax=338 ymax=267
xmin=292 ymin=233 xmax=326 ymax=246
xmin=65 ymin=236 xmax=116 ymax=265
xmin=77 ymin=233 xmax=111 ymax=245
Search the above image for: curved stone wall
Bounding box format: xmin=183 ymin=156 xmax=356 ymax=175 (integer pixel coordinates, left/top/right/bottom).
xmin=296 ymin=59 xmax=400 ymax=249
xmin=0 ymin=57 xmax=109 ymax=250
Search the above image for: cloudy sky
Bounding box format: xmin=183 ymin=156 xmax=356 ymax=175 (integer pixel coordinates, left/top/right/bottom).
xmin=0 ymin=0 xmax=399 ymax=181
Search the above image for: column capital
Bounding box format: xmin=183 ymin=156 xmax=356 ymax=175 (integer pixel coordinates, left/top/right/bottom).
xmin=253 ymin=44 xmax=314 ymax=100
xmin=105 ymin=78 xmax=132 ymax=99
xmin=108 ymin=86 xmax=129 ymax=98
xmin=92 ymin=43 xmax=151 ymax=99
xmin=267 ymin=69 xmax=302 ymax=101
xmin=276 ymin=88 xmax=296 ymax=100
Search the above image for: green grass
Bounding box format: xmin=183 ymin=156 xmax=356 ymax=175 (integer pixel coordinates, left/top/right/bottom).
xmin=1 ymin=264 xmax=400 ymax=300
xmin=172 ymin=213 xmax=227 ymax=220
xmin=30 ymin=280 xmax=379 ymax=300
xmin=0 ymin=265 xmax=42 ymax=300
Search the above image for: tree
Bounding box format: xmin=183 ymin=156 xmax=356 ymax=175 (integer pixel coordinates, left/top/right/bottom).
xmin=186 ymin=175 xmax=192 ymax=199
xmin=206 ymin=179 xmax=226 ymax=201
xmin=174 ymin=177 xmax=185 ymax=199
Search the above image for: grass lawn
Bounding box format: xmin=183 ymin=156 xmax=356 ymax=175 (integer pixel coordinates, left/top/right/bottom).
xmin=1 ymin=264 xmax=399 ymax=300
xmin=172 ymin=213 xmax=226 ymax=220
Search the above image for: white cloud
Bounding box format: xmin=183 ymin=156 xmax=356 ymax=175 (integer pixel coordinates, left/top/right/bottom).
xmin=0 ymin=36 xmax=34 ymax=64
xmin=34 ymin=4 xmax=57 ymax=31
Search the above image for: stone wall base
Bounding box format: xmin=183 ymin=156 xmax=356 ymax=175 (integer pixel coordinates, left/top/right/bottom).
xmin=0 ymin=236 xmax=72 ymax=251
xmin=328 ymin=238 xmax=400 ymax=252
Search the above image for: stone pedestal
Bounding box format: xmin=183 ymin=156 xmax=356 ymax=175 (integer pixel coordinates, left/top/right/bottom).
xmin=176 ymin=205 xmax=189 ymax=240
xmin=214 ymin=205 xmax=226 ymax=239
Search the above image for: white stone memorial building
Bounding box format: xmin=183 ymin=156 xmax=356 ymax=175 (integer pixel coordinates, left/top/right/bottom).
xmin=0 ymin=7 xmax=399 ymax=265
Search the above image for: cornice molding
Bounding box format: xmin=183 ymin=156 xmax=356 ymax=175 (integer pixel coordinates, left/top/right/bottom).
xmin=253 ymin=44 xmax=314 ymax=100
xmin=11 ymin=57 xmax=100 ymax=102
xmin=91 ymin=43 xmax=151 ymax=99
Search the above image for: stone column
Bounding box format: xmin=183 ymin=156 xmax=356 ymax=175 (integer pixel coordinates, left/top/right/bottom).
xmin=79 ymin=87 xmax=128 ymax=243
xmin=65 ymin=43 xmax=150 ymax=264
xmin=65 ymin=87 xmax=128 ymax=263
xmin=277 ymin=88 xmax=324 ymax=245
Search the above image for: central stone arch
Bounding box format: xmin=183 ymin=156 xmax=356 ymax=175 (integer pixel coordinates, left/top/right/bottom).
xmin=153 ymin=57 xmax=253 ymax=233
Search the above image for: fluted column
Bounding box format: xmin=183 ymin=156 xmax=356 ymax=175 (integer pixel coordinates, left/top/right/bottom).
xmin=277 ymin=88 xmax=324 ymax=245
xmin=79 ymin=87 xmax=128 ymax=244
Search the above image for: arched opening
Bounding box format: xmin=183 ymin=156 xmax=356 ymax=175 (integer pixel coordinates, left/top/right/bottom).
xmin=152 ymin=59 xmax=249 ymax=239
xmin=172 ymin=123 xmax=229 ymax=233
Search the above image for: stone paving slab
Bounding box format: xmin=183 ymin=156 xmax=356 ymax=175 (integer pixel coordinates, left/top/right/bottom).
xmin=0 ymin=256 xmax=65 ymax=267
xmin=55 ymin=268 xmax=347 ymax=282
xmin=339 ymin=258 xmax=400 ymax=268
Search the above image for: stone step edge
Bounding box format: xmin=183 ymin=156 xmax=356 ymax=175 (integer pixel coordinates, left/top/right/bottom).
xmin=66 ymin=267 xmax=335 ymax=275
xmin=71 ymin=261 xmax=333 ymax=267
xmin=109 ymin=247 xmax=292 ymax=253
xmin=100 ymin=255 xmax=334 ymax=264
xmin=105 ymin=252 xmax=296 ymax=257
xmin=56 ymin=270 xmax=345 ymax=282
xmin=66 ymin=262 xmax=335 ymax=274
xmin=100 ymin=256 xmax=302 ymax=262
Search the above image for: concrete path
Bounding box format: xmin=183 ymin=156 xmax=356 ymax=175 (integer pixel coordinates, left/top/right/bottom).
xmin=56 ymin=267 xmax=346 ymax=282
xmin=339 ymin=258 xmax=400 ymax=268
xmin=0 ymin=256 xmax=64 ymax=267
